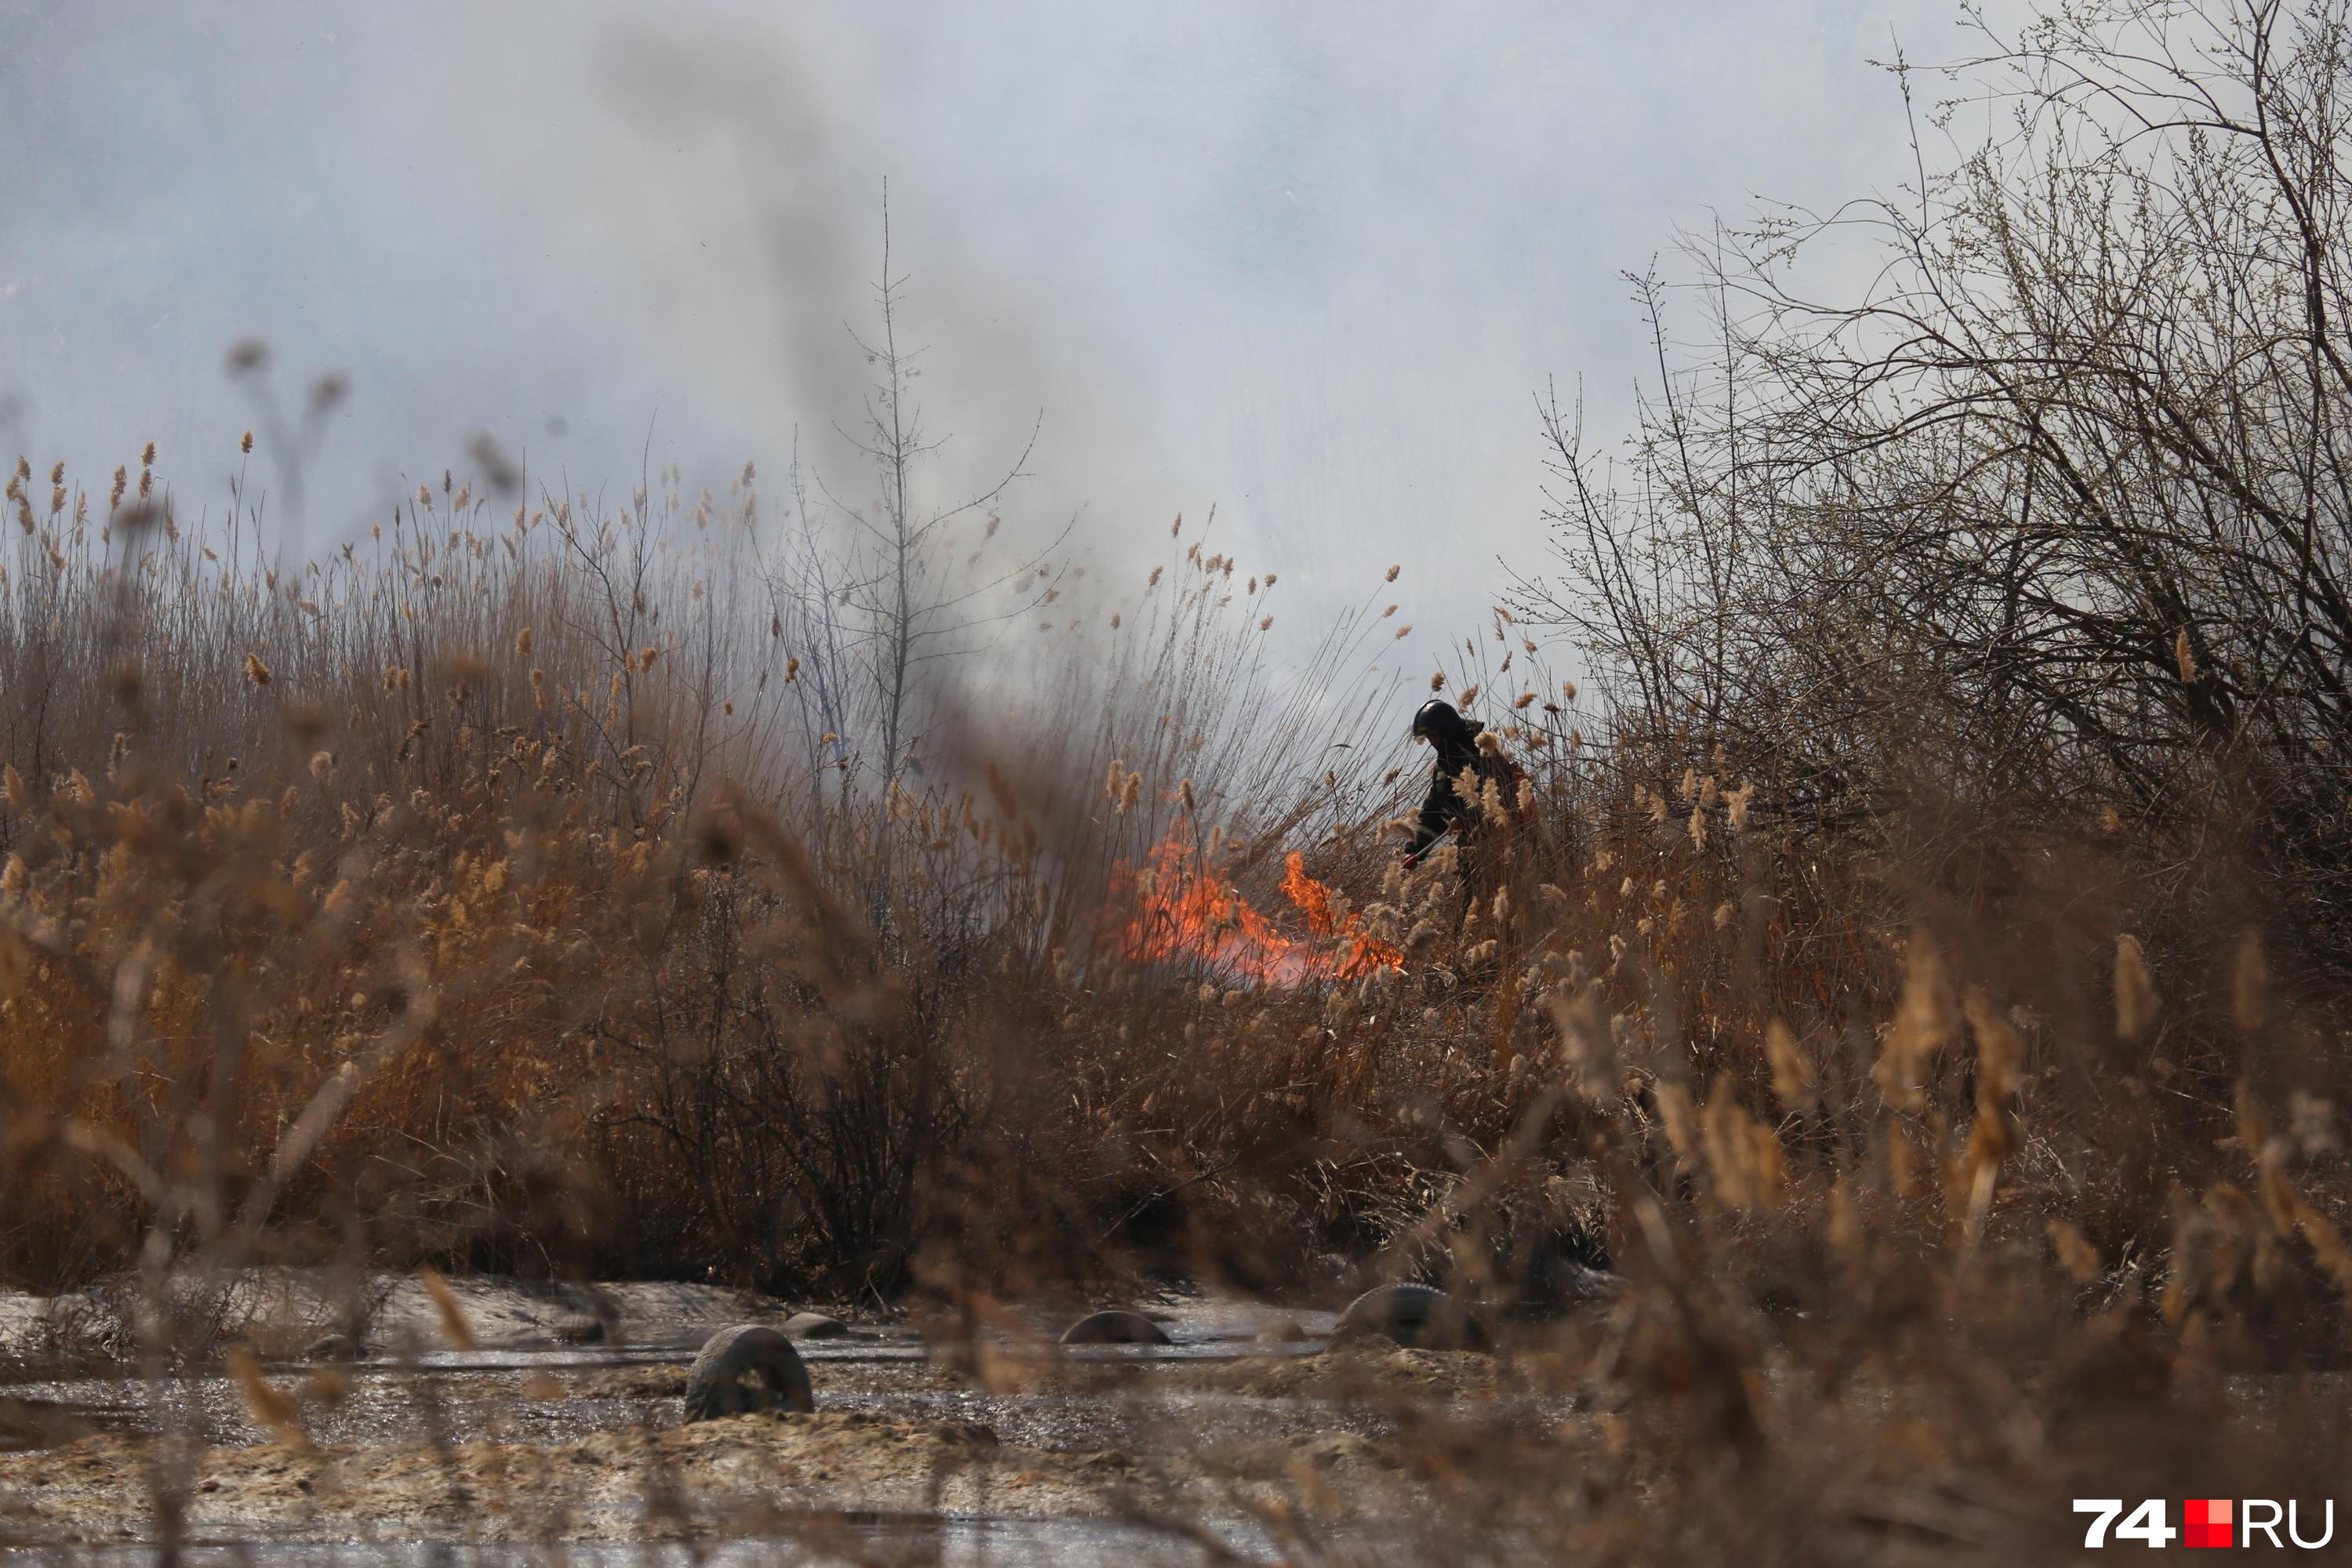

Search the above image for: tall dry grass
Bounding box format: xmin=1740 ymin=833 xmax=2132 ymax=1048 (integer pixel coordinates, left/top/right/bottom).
xmin=6 ymin=427 xmax=2347 ymax=1331
xmin=0 ymin=448 xmax=1425 ymax=1298
xmin=5 ymin=440 xmax=2351 ymax=1559
xmin=9 ymin=7 xmax=2352 ymax=1552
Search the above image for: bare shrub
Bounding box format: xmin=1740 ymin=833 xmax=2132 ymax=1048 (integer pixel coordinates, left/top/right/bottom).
xmin=1515 ymin=0 xmax=2352 ymax=962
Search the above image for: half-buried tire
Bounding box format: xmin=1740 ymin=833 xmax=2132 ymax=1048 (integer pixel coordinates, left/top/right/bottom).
xmin=781 ymin=1311 xmax=848 ymax=1340
xmin=1058 ymin=1309 xmax=1171 ymax=1346
xmin=1333 ymin=1283 xmax=1490 ymax=1352
xmin=683 ymin=1324 xmax=815 ymax=1421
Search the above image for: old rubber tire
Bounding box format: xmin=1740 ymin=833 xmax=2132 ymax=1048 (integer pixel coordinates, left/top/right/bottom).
xmin=1058 ymin=1309 xmax=1171 ymax=1346
xmin=1333 ymin=1283 xmax=1490 ymax=1352
xmin=683 ymin=1324 xmax=815 ymax=1421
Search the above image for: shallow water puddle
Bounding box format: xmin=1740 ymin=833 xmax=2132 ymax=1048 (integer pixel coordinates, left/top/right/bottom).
xmin=0 ymin=1352 xmax=1425 ymax=1459
xmin=0 ymin=1295 xmax=1357 ymax=1456
xmin=30 ymin=1510 xmax=1294 ymax=1566
xmin=0 ymin=1285 xmax=1524 ymax=1553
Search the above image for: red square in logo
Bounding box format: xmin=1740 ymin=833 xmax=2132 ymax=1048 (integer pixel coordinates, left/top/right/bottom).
xmin=2185 ymin=1498 xmax=2234 ymax=1548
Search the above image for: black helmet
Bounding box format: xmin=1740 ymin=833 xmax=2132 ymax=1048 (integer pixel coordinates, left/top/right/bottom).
xmin=1412 ymin=698 xmax=1472 ymax=746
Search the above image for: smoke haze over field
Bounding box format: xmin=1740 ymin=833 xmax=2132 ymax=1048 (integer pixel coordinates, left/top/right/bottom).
xmin=0 ymin=0 xmax=2021 ymax=670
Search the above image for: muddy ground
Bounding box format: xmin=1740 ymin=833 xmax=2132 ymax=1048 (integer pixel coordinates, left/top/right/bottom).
xmin=0 ymin=1274 xmax=1579 ymax=1558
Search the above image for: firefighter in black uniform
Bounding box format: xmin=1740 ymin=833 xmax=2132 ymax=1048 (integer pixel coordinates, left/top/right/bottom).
xmin=1402 ymin=698 xmax=1516 ymax=875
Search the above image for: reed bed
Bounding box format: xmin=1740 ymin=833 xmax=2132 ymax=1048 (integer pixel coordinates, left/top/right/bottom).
xmin=0 ymin=434 xmax=2345 ymax=1563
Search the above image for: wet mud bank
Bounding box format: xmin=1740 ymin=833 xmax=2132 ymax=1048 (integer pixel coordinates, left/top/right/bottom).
xmin=0 ymin=1275 xmax=1579 ymax=1555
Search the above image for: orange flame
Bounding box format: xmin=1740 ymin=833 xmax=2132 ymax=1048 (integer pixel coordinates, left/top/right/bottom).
xmin=1119 ymin=829 xmax=1403 ymax=985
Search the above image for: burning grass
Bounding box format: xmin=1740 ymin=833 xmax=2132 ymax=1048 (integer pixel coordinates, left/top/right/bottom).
xmin=1116 ymin=824 xmax=1403 ymax=985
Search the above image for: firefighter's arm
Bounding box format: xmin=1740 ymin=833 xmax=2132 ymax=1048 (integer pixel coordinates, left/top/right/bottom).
xmin=1403 ymin=780 xmax=1454 ymax=863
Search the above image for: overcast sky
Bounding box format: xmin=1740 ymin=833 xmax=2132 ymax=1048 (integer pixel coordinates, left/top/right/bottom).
xmin=0 ymin=0 xmax=2025 ymax=668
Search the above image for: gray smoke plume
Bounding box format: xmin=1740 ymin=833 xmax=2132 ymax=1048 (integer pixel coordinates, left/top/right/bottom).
xmin=0 ymin=0 xmax=2029 ymax=662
